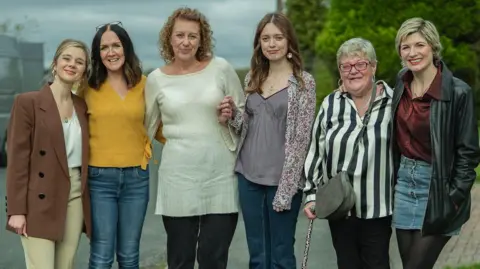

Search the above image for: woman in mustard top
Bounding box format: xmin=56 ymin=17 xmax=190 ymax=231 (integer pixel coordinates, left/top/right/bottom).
xmin=78 ymin=22 xmax=159 ymax=269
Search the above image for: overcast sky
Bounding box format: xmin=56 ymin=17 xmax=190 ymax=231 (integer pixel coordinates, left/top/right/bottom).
xmin=0 ymin=0 xmax=277 ymax=70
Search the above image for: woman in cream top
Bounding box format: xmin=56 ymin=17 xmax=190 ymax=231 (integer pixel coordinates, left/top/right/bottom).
xmin=144 ymin=7 xmax=245 ymax=269
xmin=145 ymin=56 xmax=243 ymax=216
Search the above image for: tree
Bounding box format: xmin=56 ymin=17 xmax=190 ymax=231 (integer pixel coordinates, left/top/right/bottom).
xmin=286 ymin=0 xmax=328 ymax=72
xmin=286 ymin=0 xmax=331 ymax=108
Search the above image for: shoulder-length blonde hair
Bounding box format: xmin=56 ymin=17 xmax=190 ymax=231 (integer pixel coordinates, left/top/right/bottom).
xmin=158 ymin=7 xmax=214 ymax=63
xmin=395 ymin=17 xmax=443 ymax=64
xmin=50 ymin=39 xmax=90 ymax=93
xmin=247 ymin=12 xmax=304 ymax=94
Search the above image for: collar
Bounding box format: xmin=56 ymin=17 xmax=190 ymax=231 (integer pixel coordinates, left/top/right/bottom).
xmin=396 ymin=61 xmax=452 ymax=101
xmin=337 ymin=80 xmax=392 ymax=99
xmin=402 ymin=65 xmax=442 ymax=100
xmin=288 ymin=73 xmax=300 ymax=86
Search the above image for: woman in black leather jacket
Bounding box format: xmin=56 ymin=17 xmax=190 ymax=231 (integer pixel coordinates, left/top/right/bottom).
xmin=391 ymin=17 xmax=480 ymax=269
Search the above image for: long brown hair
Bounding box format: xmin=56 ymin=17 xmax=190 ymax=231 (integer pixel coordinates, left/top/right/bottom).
xmin=248 ymin=12 xmax=304 ymax=94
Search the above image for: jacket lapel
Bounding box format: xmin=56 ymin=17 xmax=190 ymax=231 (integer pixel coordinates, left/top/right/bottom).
xmin=73 ymin=96 xmax=89 ymax=193
xmin=37 ymin=84 xmax=69 ymax=178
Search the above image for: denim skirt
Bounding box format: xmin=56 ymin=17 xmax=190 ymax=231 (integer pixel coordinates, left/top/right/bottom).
xmin=392 ymin=155 xmax=460 ymax=235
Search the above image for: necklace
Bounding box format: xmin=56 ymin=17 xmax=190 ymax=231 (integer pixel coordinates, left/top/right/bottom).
xmin=411 ymin=79 xmax=433 ymax=98
xmin=413 ymin=86 xmax=429 ymax=98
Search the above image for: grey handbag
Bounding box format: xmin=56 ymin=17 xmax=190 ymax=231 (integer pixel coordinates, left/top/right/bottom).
xmin=314 ymin=83 xmax=377 ymax=220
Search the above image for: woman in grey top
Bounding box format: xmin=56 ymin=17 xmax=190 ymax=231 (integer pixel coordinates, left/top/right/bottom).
xmin=218 ymin=12 xmax=316 ymax=269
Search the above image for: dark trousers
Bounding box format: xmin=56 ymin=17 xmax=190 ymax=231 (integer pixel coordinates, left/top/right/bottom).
xmin=329 ymin=216 xmax=392 ymax=269
xmin=162 ymin=213 xmax=238 ymax=269
xmin=238 ymin=173 xmax=302 ymax=269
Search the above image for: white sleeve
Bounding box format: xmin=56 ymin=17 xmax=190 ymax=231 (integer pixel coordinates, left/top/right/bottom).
xmin=218 ymin=58 xmax=245 ymax=151
xmin=144 ymin=72 xmax=161 ymax=142
xmin=303 ymin=98 xmax=328 ymax=203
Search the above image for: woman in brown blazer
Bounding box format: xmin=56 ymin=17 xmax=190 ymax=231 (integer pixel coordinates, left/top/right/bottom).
xmin=5 ymin=39 xmax=92 ymax=269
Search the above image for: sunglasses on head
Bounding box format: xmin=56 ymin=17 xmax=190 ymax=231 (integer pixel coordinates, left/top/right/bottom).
xmin=95 ymin=21 xmax=123 ymax=32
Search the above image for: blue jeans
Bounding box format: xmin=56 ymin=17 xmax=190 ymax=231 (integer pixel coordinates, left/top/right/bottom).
xmin=88 ymin=166 xmax=149 ymax=269
xmin=238 ymin=173 xmax=302 ymax=269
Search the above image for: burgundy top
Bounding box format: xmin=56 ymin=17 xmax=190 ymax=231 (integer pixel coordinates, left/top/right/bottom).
xmin=395 ymin=67 xmax=442 ymax=163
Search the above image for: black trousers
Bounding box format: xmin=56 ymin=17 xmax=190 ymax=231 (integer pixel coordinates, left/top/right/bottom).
xmin=162 ymin=213 xmax=238 ymax=269
xmin=328 ymin=216 xmax=392 ymax=269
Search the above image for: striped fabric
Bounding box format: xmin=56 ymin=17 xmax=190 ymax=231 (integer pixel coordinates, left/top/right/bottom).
xmin=303 ymin=81 xmax=394 ymax=219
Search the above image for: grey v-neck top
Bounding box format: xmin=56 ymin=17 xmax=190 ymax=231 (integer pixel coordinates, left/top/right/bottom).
xmin=235 ymin=88 xmax=288 ymax=186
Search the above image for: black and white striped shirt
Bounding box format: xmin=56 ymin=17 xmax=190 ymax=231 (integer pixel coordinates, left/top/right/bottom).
xmin=304 ymin=81 xmax=394 ymax=219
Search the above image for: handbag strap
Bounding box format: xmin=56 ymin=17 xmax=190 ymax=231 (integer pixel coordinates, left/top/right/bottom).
xmin=346 ymin=82 xmax=378 ymax=172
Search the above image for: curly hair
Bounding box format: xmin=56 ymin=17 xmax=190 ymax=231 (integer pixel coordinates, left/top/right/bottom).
xmin=248 ymin=12 xmax=304 ymax=94
xmin=158 ymin=7 xmax=214 ymax=63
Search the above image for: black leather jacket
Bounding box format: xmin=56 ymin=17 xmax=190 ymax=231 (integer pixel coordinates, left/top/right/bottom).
xmin=391 ymin=62 xmax=480 ymax=235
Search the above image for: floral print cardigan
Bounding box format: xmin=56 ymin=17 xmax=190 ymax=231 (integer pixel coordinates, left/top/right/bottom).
xmin=229 ymin=71 xmax=317 ymax=210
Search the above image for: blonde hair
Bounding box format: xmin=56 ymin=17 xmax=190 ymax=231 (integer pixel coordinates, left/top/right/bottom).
xmin=395 ymin=17 xmax=442 ymax=63
xmin=50 ymin=39 xmax=91 ymax=93
xmin=158 ymin=7 xmax=214 ymax=63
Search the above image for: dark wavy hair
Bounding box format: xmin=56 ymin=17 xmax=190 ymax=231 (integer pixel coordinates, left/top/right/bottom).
xmin=248 ymin=12 xmax=304 ymax=94
xmin=88 ymin=24 xmax=142 ymax=89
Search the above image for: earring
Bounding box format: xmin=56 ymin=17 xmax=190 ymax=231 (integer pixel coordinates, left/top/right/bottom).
xmin=338 ymin=78 xmax=345 ymax=92
xmin=287 ymin=52 xmax=292 ymax=59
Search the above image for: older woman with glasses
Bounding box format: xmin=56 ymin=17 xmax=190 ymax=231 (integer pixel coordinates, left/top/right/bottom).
xmin=303 ymin=38 xmax=394 ymax=269
xmin=144 ymin=8 xmax=244 ymax=269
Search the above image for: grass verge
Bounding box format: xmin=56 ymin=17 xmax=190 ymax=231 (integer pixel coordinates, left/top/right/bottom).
xmin=445 ymin=264 xmax=480 ymax=269
xmin=476 ymin=164 xmax=480 ymax=182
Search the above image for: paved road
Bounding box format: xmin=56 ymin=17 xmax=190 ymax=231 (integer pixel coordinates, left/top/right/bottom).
xmin=434 ymin=185 xmax=480 ymax=268
xmin=0 ymin=144 xmax=168 ymax=269
xmin=0 ymin=142 xmax=404 ymax=269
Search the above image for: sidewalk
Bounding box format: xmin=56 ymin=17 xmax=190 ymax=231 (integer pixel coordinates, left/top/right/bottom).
xmin=143 ymin=142 xmax=480 ymax=269
xmin=435 ymin=185 xmax=480 ymax=268
xmin=185 ymin=184 xmax=480 ymax=269
xmin=140 ymin=171 xmax=479 ymax=269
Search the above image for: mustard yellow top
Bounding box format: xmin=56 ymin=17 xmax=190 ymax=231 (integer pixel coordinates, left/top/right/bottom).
xmin=79 ymin=76 xmax=165 ymax=169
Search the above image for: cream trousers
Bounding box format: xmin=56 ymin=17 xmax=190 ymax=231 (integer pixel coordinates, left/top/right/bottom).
xmin=21 ymin=167 xmax=84 ymax=269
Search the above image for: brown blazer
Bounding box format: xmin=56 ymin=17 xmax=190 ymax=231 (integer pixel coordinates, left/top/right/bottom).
xmin=5 ymin=84 xmax=92 ymax=241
